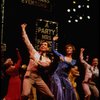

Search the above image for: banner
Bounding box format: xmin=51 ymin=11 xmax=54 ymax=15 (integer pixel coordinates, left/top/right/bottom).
xmin=21 ymin=0 xmax=52 ymax=10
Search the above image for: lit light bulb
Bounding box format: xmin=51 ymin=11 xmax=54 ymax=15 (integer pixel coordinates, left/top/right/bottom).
xmin=39 ymin=19 xmax=42 ymax=21
xmin=79 ymin=16 xmax=83 ymax=20
xmin=78 ymin=5 xmax=81 ymax=8
xmin=73 ymin=8 xmax=76 ymax=12
xmin=86 ymin=5 xmax=90 ymax=8
xmin=73 ymin=1 xmax=76 ymax=4
xmin=70 ymin=16 xmax=72 ymax=18
xmin=87 ymin=16 xmax=90 ymax=19
xmin=67 ymin=9 xmax=71 ymax=12
xmin=68 ymin=20 xmax=71 ymax=23
xmin=75 ymin=19 xmax=78 ymax=22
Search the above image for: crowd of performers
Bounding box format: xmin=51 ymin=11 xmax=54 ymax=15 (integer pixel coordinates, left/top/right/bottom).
xmin=0 ymin=23 xmax=99 ymax=100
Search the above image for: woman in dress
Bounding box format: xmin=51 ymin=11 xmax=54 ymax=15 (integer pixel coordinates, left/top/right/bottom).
xmin=50 ymin=36 xmax=77 ymax=100
xmin=4 ymin=48 xmax=22 ymax=100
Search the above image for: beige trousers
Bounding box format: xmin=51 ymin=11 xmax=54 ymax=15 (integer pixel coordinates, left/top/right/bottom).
xmin=22 ymin=72 xmax=54 ymax=99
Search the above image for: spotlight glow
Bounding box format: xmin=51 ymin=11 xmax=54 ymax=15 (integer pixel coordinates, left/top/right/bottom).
xmin=73 ymin=8 xmax=76 ymax=12
xmin=75 ymin=19 xmax=78 ymax=22
xmin=73 ymin=1 xmax=76 ymax=4
xmin=52 ymin=22 xmax=56 ymax=24
xmin=87 ymin=16 xmax=90 ymax=19
xmin=67 ymin=9 xmax=71 ymax=12
xmin=70 ymin=16 xmax=72 ymax=18
xmin=86 ymin=5 xmax=90 ymax=8
xmin=68 ymin=20 xmax=71 ymax=23
xmin=66 ymin=0 xmax=91 ymax=23
xmin=78 ymin=5 xmax=81 ymax=8
xmin=79 ymin=16 xmax=83 ymax=20
xmin=39 ymin=19 xmax=42 ymax=21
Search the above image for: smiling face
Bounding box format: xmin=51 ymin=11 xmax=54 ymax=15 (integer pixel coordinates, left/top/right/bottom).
xmin=39 ymin=41 xmax=49 ymax=52
xmin=65 ymin=44 xmax=75 ymax=55
xmin=66 ymin=46 xmax=73 ymax=54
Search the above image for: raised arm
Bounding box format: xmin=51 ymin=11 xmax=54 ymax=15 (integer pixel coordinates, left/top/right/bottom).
xmin=80 ymin=48 xmax=85 ymax=63
xmin=21 ymin=23 xmax=37 ymax=56
xmin=80 ymin=48 xmax=90 ymax=67
xmin=6 ymin=49 xmax=22 ymax=74
xmin=52 ymin=36 xmax=63 ymax=57
xmin=14 ymin=48 xmax=22 ymax=69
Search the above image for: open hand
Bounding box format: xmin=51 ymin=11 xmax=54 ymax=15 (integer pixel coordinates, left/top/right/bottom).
xmin=53 ymin=36 xmax=58 ymax=41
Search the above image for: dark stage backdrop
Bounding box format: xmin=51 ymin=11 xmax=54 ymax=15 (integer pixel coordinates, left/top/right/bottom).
xmin=2 ymin=0 xmax=99 ymax=59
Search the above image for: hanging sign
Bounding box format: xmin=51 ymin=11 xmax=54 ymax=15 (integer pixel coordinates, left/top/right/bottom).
xmin=34 ymin=19 xmax=58 ymax=52
xmin=21 ymin=0 xmax=52 ymax=9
